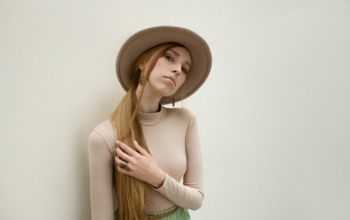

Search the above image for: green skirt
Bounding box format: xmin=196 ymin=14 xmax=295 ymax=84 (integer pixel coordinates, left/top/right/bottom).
xmin=115 ymin=205 xmax=191 ymax=220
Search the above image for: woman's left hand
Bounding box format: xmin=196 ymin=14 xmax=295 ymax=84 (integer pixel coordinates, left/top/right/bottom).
xmin=115 ymin=140 xmax=166 ymax=188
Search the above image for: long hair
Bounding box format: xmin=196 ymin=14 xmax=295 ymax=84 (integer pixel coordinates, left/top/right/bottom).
xmin=111 ymin=42 xmax=184 ymax=220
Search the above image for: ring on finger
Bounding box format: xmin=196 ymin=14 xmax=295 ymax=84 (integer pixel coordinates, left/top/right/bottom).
xmin=120 ymin=160 xmax=129 ymax=171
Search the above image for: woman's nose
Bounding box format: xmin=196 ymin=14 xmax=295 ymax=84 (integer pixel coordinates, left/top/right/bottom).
xmin=172 ymin=64 xmax=181 ymax=75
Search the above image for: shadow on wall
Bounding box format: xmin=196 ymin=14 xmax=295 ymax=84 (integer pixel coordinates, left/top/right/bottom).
xmin=73 ymin=91 xmax=123 ymax=220
xmin=73 ymin=133 xmax=91 ymax=220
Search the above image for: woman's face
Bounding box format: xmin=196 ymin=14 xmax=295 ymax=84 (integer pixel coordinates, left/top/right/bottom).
xmin=147 ymin=46 xmax=192 ymax=97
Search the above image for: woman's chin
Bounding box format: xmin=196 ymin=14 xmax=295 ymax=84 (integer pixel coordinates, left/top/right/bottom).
xmin=154 ymin=87 xmax=177 ymax=97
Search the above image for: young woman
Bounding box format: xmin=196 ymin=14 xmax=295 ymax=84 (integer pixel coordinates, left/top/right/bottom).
xmin=89 ymin=26 xmax=212 ymax=220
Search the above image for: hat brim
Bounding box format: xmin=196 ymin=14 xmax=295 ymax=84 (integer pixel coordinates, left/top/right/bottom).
xmin=116 ymin=26 xmax=212 ymax=105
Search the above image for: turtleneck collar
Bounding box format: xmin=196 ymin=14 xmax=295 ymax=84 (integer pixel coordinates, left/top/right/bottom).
xmin=137 ymin=105 xmax=166 ymax=125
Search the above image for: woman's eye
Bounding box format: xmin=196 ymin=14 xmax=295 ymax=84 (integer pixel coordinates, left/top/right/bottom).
xmin=182 ymin=67 xmax=188 ymax=74
xmin=165 ymin=55 xmax=174 ymax=61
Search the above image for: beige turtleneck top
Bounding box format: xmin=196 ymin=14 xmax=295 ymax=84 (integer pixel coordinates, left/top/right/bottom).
xmin=88 ymin=106 xmax=204 ymax=220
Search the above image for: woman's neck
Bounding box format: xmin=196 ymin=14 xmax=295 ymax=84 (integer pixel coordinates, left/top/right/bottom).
xmin=136 ymin=85 xmax=162 ymax=113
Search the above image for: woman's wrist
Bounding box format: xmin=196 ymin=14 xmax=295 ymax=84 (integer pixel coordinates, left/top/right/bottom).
xmin=152 ymin=170 xmax=166 ymax=189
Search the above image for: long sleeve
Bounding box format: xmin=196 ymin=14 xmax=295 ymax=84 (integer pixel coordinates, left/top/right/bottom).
xmin=88 ymin=131 xmax=115 ymax=220
xmin=89 ymin=108 xmax=204 ymax=214
xmin=154 ymin=112 xmax=204 ymax=210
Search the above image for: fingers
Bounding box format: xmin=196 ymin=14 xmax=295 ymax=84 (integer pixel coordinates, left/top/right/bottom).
xmin=133 ymin=140 xmax=149 ymax=156
xmin=115 ymin=140 xmax=151 ymax=171
xmin=117 ymin=162 xmax=131 ymax=174
xmin=116 ymin=147 xmax=131 ymax=162
xmin=116 ymin=140 xmax=149 ymax=157
xmin=115 ymin=140 xmax=143 ymax=166
xmin=115 ymin=155 xmax=127 ymax=167
xmin=115 ymin=155 xmax=132 ymax=174
xmin=116 ymin=141 xmax=136 ymax=156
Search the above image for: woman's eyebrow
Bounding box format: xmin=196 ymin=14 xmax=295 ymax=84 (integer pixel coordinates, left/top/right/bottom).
xmin=168 ymin=49 xmax=191 ymax=67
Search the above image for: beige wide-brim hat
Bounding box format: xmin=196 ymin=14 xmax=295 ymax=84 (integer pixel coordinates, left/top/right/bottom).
xmin=116 ymin=26 xmax=212 ymax=105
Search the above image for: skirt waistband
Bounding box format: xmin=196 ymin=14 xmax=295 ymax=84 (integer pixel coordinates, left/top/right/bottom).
xmin=115 ymin=205 xmax=191 ymax=220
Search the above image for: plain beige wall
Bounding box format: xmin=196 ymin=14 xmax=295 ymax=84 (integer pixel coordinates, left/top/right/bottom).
xmin=1 ymin=0 xmax=349 ymax=219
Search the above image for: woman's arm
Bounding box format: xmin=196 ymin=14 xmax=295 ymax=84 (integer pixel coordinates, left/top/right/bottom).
xmin=88 ymin=131 xmax=115 ymax=220
xmin=154 ymin=113 xmax=204 ymax=210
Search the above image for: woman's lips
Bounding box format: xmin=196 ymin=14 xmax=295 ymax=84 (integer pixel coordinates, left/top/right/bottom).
xmin=164 ymin=76 xmax=176 ymax=85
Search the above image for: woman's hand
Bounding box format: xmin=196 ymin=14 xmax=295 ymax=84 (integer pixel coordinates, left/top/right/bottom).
xmin=115 ymin=140 xmax=166 ymax=188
